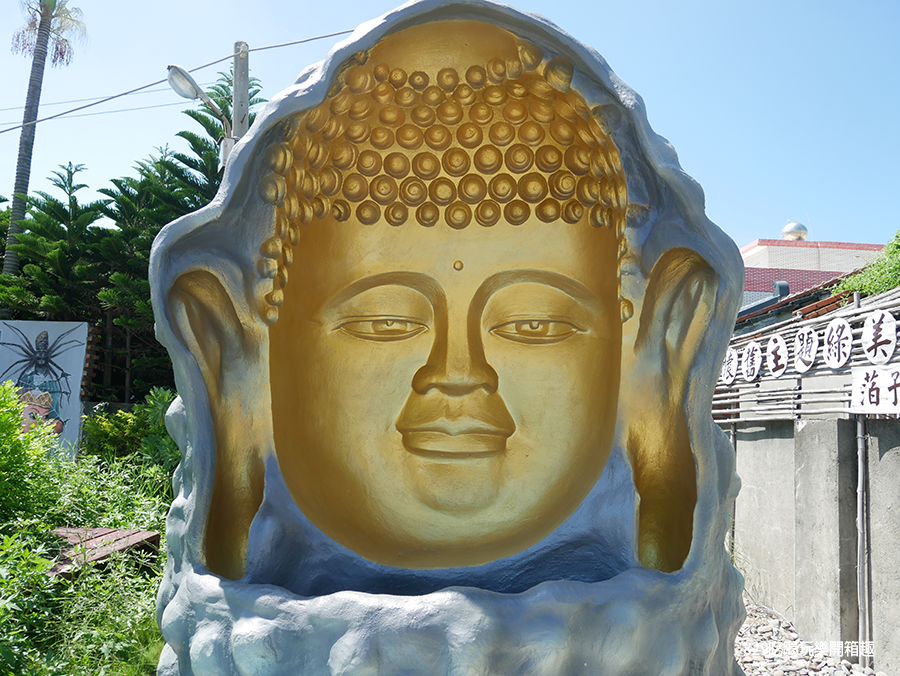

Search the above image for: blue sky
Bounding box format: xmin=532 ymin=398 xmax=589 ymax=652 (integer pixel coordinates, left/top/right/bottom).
xmin=1 ymin=0 xmax=897 ymax=250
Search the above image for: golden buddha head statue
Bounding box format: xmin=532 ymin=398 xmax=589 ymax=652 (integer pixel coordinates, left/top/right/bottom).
xmin=152 ymin=10 xmax=745 ymax=671
xmin=244 ymin=21 xmax=631 ymax=570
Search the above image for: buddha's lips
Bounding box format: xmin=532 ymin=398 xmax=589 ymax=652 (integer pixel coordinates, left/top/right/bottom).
xmin=398 ymin=419 xmax=513 ymax=457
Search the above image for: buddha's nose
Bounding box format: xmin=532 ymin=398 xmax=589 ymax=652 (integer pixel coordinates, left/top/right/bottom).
xmin=412 ymin=320 xmax=498 ymax=395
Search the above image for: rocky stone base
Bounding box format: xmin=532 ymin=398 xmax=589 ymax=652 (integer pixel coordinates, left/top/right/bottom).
xmin=736 ymin=600 xmax=887 ymax=676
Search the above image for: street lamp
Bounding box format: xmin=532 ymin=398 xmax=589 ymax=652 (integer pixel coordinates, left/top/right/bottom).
xmin=166 ymin=64 xmax=235 ymax=166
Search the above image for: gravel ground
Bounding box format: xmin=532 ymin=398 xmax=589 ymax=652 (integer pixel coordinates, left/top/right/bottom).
xmin=735 ymin=600 xmax=888 ymax=676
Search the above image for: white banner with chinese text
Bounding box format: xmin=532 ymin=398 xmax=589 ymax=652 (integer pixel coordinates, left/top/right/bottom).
xmin=851 ymin=365 xmax=900 ymax=414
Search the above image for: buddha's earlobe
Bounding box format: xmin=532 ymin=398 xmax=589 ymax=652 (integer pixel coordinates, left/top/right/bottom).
xmin=168 ymin=270 xmax=269 ymax=581
xmin=626 ymin=248 xmax=717 ymax=573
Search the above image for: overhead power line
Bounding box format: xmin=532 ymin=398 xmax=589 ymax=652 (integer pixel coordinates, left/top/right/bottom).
xmin=0 ymin=29 xmax=353 ymax=136
xmin=1 ymin=101 xmax=189 ymax=126
xmin=0 ymin=83 xmax=215 ymax=113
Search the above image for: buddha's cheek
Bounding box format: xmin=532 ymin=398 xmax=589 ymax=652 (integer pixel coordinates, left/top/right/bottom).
xmin=305 ymin=334 xmax=422 ymax=466
xmin=274 ymin=331 xmax=424 ymax=531
xmin=488 ymin=335 xmax=617 ymax=514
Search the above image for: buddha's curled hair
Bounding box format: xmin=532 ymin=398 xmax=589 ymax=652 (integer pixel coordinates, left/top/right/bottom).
xmin=254 ymin=41 xmax=630 ymax=326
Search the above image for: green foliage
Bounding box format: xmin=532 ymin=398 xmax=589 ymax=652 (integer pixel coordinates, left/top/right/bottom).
xmin=0 ymin=71 xmax=265 ymax=402
xmin=52 ymin=550 xmax=164 ymax=675
xmin=835 ymin=230 xmax=900 ymax=297
xmin=0 ymin=381 xmax=60 ymax=525
xmin=0 ymin=384 xmax=175 ymax=674
xmin=81 ymin=387 xmax=179 ymax=477
xmin=0 ymin=157 xmax=176 ymax=400
xmin=1 ymin=163 xmax=106 ymax=321
xmin=94 ymin=153 xmax=189 ymax=399
xmin=46 ymin=454 xmax=170 ymax=532
xmin=0 ymin=381 xmax=173 ymax=533
xmin=0 ymin=526 xmax=165 ymax=675
xmin=0 ymin=530 xmax=71 ymax=674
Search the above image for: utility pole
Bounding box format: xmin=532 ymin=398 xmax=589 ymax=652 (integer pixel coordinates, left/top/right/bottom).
xmin=232 ymin=41 xmax=250 ymax=142
xmin=168 ymin=41 xmax=249 ymax=167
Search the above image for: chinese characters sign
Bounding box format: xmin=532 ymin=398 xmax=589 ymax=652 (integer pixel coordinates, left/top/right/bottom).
xmin=741 ymin=342 xmax=762 ymax=382
xmin=721 ymin=310 xmax=900 ymax=387
xmin=823 ymin=318 xmax=852 ymax=369
xmin=766 ymin=335 xmax=788 ymax=378
xmin=852 ymin=365 xmax=900 ymax=414
xmin=721 ymin=347 xmax=738 ymax=385
xmin=794 ymin=327 xmax=818 ymax=374
xmin=861 ymin=310 xmax=896 ymax=364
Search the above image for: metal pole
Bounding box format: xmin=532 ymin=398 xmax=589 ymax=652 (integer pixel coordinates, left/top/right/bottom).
xmin=730 ymin=422 xmax=737 ymax=562
xmin=854 ymin=291 xmax=869 ymax=668
xmin=233 ymin=41 xmax=249 ymax=140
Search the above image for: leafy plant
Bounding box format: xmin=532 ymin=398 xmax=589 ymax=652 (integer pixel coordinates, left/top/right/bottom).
xmin=0 ymin=382 xmax=174 ymax=674
xmin=0 ymin=524 xmax=165 ymax=676
xmin=0 ymin=381 xmax=60 ymax=526
xmin=0 ymin=529 xmax=71 ymax=674
xmin=835 ymin=230 xmax=900 ymax=297
xmin=43 ymin=455 xmax=169 ymax=532
xmin=81 ymin=387 xmax=179 ymax=476
xmin=52 ymin=549 xmax=164 ymax=675
xmin=6 ymin=163 xmax=107 ymax=320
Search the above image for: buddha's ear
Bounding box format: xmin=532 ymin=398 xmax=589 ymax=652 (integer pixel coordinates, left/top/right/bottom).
xmin=627 ymin=248 xmax=718 ymax=573
xmin=635 ymin=248 xmax=718 ymax=397
xmin=167 ymin=270 xmax=267 ymax=581
xmin=168 ymin=270 xmax=251 ymax=399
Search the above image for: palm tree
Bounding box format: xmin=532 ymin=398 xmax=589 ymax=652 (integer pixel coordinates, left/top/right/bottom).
xmin=3 ymin=0 xmax=86 ymax=276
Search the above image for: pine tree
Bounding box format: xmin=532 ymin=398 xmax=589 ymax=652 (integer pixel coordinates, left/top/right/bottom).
xmin=0 ymin=163 xmax=106 ymax=320
xmin=0 ymin=71 xmax=265 ymax=401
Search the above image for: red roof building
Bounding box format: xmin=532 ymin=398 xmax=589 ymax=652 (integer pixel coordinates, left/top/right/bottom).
xmin=741 ymin=237 xmax=882 ymax=307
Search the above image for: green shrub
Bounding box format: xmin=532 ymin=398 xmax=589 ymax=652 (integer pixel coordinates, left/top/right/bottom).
xmin=0 ymin=527 xmax=165 ymax=676
xmin=0 ymin=529 xmax=72 ymax=675
xmin=0 ymin=381 xmax=60 ymax=526
xmin=81 ymin=386 xmax=180 ymax=474
xmin=0 ymin=383 xmax=174 ymax=674
xmin=53 ymin=549 xmax=164 ymax=676
xmin=41 ymin=455 xmax=169 ymax=533
xmin=835 ymin=230 xmax=900 ymax=296
xmin=80 ymin=407 xmax=146 ymax=458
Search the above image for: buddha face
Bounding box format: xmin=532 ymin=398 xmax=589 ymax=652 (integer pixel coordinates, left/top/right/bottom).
xmin=269 ymin=214 xmax=620 ymax=568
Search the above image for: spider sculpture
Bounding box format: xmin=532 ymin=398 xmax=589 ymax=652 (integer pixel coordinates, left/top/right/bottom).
xmin=0 ymin=323 xmax=82 ymax=408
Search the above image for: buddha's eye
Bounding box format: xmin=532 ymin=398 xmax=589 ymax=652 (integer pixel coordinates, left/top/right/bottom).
xmin=338 ymin=317 xmax=428 ymax=342
xmin=490 ymin=319 xmax=581 ymax=344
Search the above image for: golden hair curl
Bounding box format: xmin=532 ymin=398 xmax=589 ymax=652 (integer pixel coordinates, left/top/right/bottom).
xmin=256 ymin=41 xmax=630 ymax=326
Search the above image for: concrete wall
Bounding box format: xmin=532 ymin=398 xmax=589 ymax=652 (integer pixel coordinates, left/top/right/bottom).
xmin=792 ymin=419 xmax=858 ymax=644
xmin=732 ymin=417 xmax=899 ymax=670
xmin=866 ymin=420 xmax=900 ymax=675
xmin=734 ymin=421 xmax=796 ymax=616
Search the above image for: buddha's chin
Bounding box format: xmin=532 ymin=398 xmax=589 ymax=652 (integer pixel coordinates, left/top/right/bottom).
xmin=406 ymin=451 xmax=503 ymax=515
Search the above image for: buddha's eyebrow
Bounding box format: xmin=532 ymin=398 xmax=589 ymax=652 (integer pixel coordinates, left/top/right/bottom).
xmin=320 ymin=271 xmax=445 ymax=314
xmin=472 ymin=269 xmax=604 ymax=312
